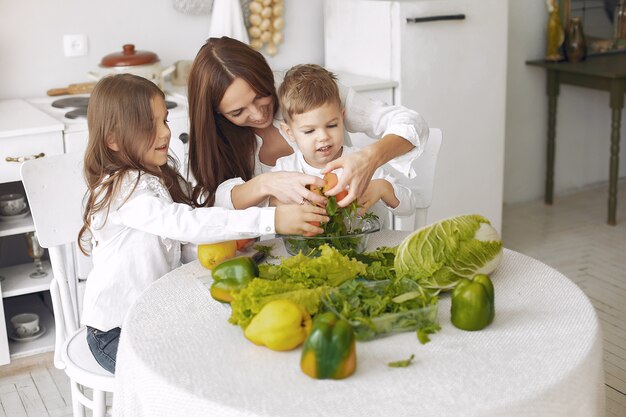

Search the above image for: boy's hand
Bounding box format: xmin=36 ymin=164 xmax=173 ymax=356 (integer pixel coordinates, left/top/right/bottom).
xmin=275 ymin=204 xmax=329 ymax=236
xmin=357 ymin=179 xmax=397 ymax=215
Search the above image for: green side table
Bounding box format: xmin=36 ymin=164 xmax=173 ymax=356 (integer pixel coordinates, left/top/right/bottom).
xmin=527 ymin=54 xmax=626 ymax=225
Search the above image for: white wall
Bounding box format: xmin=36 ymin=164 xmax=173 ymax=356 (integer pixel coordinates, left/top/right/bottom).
xmin=0 ymin=0 xmax=324 ymax=100
xmin=505 ymin=0 xmax=626 ymax=204
xmin=3 ymin=0 xmax=623 ymax=205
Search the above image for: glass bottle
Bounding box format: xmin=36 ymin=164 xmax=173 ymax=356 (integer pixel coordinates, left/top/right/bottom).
xmin=566 ymin=17 xmax=587 ymax=63
xmin=615 ymin=0 xmax=626 ymax=39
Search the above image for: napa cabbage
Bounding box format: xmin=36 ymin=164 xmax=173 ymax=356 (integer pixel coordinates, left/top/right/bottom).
xmin=394 ymin=214 xmax=503 ymax=291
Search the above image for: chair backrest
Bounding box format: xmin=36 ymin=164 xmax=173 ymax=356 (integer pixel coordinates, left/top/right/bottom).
xmin=392 ymin=128 xmax=443 ymax=231
xmin=21 ymin=152 xmax=87 ymax=368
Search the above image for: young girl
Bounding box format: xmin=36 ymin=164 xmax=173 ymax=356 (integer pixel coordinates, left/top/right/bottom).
xmin=78 ymin=74 xmax=327 ymax=373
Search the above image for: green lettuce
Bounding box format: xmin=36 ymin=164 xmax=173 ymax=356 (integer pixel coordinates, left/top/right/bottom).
xmin=229 ymin=280 xmax=328 ymax=328
xmin=229 ymin=245 xmax=367 ymax=328
xmin=394 ymin=214 xmax=503 ymax=291
xmin=259 ymin=244 xmax=366 ymax=287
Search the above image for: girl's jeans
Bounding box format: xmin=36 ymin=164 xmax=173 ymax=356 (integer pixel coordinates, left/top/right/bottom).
xmin=86 ymin=326 xmax=121 ymax=374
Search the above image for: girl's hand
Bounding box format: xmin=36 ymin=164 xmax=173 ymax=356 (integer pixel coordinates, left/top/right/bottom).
xmin=322 ymin=147 xmax=378 ymax=207
xmin=262 ymin=172 xmax=327 ymax=206
xmin=275 ymin=204 xmax=329 ymax=236
xmin=357 ymin=179 xmax=395 ymax=215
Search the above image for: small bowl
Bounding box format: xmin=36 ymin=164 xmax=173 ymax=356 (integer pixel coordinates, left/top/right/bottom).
xmin=281 ymin=217 xmax=381 ymax=256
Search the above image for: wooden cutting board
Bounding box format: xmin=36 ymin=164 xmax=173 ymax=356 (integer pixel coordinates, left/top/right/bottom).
xmin=46 ymin=82 xmax=97 ymax=96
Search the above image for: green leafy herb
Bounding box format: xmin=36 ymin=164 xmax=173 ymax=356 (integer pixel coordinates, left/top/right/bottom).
xmin=347 ymin=246 xmax=397 ymax=281
xmin=322 ymin=277 xmax=439 ymax=341
xmin=417 ymin=322 xmax=441 ymax=345
xmin=285 ymin=197 xmax=380 ymax=254
xmin=253 ymin=244 xmax=278 ymax=260
xmin=387 ymin=354 xmax=415 ymax=368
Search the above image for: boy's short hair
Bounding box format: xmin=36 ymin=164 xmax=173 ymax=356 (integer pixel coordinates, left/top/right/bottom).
xmin=278 ymin=64 xmax=341 ymax=123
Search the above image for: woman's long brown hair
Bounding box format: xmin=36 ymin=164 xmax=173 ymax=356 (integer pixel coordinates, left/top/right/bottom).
xmin=78 ymin=74 xmax=192 ymax=254
xmin=187 ymin=36 xmax=279 ymax=207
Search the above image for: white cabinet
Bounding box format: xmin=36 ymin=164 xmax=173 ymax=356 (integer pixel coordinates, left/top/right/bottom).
xmin=0 ymin=100 xmax=64 ymax=365
xmin=325 ymin=0 xmax=508 ymax=231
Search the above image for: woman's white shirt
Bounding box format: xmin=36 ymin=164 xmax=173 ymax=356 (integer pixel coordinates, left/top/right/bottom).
xmin=82 ymin=171 xmax=275 ymax=331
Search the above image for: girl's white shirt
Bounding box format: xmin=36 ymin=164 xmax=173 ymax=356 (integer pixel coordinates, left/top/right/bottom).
xmin=272 ymin=147 xmax=416 ymax=228
xmin=81 ymin=170 xmax=275 ymax=331
xmin=214 ymin=76 xmax=429 ymax=209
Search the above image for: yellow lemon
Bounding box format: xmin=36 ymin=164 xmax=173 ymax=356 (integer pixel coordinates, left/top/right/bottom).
xmin=244 ymin=299 xmax=312 ymax=351
xmin=198 ymin=241 xmax=237 ymax=271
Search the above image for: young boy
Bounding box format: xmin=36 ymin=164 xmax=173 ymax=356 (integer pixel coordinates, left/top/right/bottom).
xmin=274 ymin=64 xmax=416 ymax=226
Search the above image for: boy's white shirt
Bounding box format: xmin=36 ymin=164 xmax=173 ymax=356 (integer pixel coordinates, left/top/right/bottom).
xmin=82 ymin=171 xmax=275 ymax=332
xmin=272 ymin=147 xmax=416 ymax=221
xmin=214 ymin=74 xmax=429 ymax=210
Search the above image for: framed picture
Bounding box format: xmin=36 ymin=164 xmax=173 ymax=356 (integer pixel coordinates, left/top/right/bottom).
xmin=560 ymin=0 xmax=626 ymax=54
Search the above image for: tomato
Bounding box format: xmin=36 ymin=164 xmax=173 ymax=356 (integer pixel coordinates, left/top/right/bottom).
xmin=236 ymin=238 xmax=257 ymax=251
xmin=322 ymin=172 xmax=348 ymax=201
xmin=197 ymin=241 xmax=237 ymax=270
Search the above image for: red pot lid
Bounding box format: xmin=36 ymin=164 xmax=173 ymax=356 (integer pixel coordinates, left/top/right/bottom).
xmin=100 ymin=44 xmax=159 ymax=67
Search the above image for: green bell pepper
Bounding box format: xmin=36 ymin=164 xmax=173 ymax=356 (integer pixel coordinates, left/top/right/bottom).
xmin=300 ymin=312 xmax=356 ymax=379
xmin=450 ymin=273 xmax=495 ymax=331
xmin=210 ymin=252 xmax=265 ymax=303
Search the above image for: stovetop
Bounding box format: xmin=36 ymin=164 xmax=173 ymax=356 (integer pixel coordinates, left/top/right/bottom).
xmin=28 ymin=92 xmax=188 ymax=134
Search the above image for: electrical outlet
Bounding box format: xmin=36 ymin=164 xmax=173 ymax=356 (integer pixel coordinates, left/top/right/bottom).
xmin=63 ymin=34 xmax=89 ymax=57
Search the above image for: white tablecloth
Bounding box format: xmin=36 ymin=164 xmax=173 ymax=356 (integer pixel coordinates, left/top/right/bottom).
xmin=112 ymin=231 xmax=605 ymax=417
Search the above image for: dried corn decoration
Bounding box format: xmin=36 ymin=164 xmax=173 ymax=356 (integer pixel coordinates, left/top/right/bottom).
xmin=247 ymin=0 xmax=284 ymax=56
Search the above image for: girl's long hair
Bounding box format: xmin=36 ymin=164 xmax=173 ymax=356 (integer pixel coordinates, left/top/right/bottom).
xmin=187 ymin=36 xmax=279 ymax=207
xmin=78 ymin=74 xmax=192 ymax=254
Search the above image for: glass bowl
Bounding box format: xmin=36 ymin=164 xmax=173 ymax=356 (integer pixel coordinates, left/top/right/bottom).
xmin=322 ymin=279 xmax=439 ymax=341
xmin=281 ymin=217 xmax=381 ymax=256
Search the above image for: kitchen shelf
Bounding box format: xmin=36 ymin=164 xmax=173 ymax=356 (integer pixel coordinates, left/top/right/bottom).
xmin=0 ymin=260 xmax=52 ymax=298
xmin=0 ymin=213 xmax=35 ymax=237
xmin=3 ymin=293 xmax=55 ymax=359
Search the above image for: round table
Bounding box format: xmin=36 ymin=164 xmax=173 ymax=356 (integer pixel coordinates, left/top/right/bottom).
xmin=112 ymin=231 xmax=605 ymax=417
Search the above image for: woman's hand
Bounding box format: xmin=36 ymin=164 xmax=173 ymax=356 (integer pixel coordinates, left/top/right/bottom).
xmin=322 ymin=147 xmax=379 ymax=207
xmin=261 ymin=172 xmax=327 ymax=206
xmin=322 ymin=134 xmax=415 ymax=207
xmin=275 ymin=204 xmax=329 ymax=236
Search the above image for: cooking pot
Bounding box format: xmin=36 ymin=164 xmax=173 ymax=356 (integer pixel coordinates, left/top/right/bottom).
xmin=87 ymin=44 xmax=175 ymax=89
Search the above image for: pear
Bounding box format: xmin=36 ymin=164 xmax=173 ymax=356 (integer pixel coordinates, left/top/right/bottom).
xmin=244 ymin=299 xmax=312 ymax=351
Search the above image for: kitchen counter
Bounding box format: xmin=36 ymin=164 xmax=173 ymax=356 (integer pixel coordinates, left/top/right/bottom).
xmin=0 ymin=100 xmax=63 ymax=138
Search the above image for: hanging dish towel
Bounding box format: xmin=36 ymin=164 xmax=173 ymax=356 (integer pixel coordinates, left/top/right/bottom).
xmin=209 ymin=0 xmax=250 ymax=43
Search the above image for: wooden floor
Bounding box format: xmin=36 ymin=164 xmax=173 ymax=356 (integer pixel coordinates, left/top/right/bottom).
xmin=0 ymin=181 xmax=625 ymax=416
xmin=503 ymin=180 xmax=626 ymax=417
xmin=0 ymin=352 xmax=73 ymax=417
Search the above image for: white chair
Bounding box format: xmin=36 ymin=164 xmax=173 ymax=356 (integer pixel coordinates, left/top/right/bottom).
xmin=21 ymin=152 xmax=114 ymax=417
xmin=393 ymin=127 xmax=443 ymax=231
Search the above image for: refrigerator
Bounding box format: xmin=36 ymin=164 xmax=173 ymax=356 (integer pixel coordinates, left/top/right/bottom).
xmin=324 ymin=0 xmax=508 ymax=232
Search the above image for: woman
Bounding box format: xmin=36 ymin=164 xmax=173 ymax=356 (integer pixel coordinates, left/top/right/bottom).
xmin=187 ymin=36 xmax=429 ymax=210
